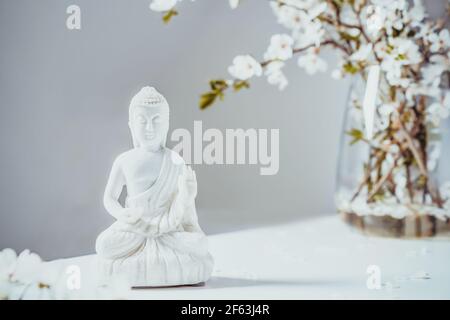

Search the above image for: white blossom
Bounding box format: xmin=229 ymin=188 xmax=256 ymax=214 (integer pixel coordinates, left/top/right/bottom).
xmin=264 ymin=34 xmax=294 ymax=61
xmin=11 ymin=249 xmax=43 ymax=285
xmin=347 ymin=27 xmax=361 ymax=38
xmin=297 ymin=48 xmax=327 ymax=74
xmin=149 ymin=0 xmax=178 ymax=12
xmin=265 ymin=61 xmax=288 ymax=90
xmin=350 ymin=43 xmax=373 ymax=62
xmin=270 ymin=0 xmax=326 ymax=36
xmin=0 ymin=248 xmax=17 ymax=281
xmin=307 ymin=1 xmax=327 ymax=20
xmin=379 ymin=103 xmax=396 ymax=116
xmin=0 ymin=280 xmax=10 ymax=300
xmin=428 ymin=29 xmax=450 ymax=53
xmin=391 ymin=38 xmax=422 ymax=64
xmin=331 ymin=69 xmax=344 ymax=80
xmin=9 ymin=282 xmax=53 ymax=300
xmin=363 ymin=5 xmax=386 ymax=38
xmin=373 ymin=0 xmax=409 ymax=35
xmin=228 ymin=55 xmax=262 ymax=80
xmin=330 ymin=56 xmax=347 ymax=80
xmin=0 ymin=247 xmax=133 ymax=300
xmin=430 ymin=54 xmax=450 ymax=71
xmin=408 ymin=0 xmax=426 ymax=25
xmin=270 ymin=2 xmax=304 ymax=30
xmin=340 ymin=3 xmax=359 ymax=26
xmin=0 ymin=249 xmax=53 ymax=300
xmin=229 ymin=0 xmax=240 ymax=9
xmin=379 ymin=38 xmax=422 ymax=87
xmin=293 ymin=20 xmax=324 ymax=48
xmin=0 ymin=249 xmax=16 ymax=299
xmin=286 ymin=0 xmax=322 ymax=10
xmin=422 ymin=63 xmax=445 ymax=87
xmin=381 ymin=57 xmax=409 ymax=87
xmin=415 ymin=22 xmax=434 ymax=41
xmin=376 ymin=117 xmax=389 ymax=132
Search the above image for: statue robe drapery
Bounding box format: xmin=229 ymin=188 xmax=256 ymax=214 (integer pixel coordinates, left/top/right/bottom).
xmin=95 ymin=149 xmax=213 ymax=286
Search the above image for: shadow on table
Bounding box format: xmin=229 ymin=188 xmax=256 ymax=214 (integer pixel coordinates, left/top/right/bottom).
xmin=205 ymin=276 xmax=350 ymax=289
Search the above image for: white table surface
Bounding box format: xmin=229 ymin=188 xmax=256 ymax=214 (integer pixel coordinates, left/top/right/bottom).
xmin=49 ymin=215 xmax=450 ymax=299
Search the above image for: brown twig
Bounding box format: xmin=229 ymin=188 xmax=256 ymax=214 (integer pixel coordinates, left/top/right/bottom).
xmin=260 ymin=39 xmax=350 ymax=67
xmin=367 ymin=154 xmax=401 ymax=201
xmin=397 ymin=119 xmax=428 ymax=177
xmin=351 ymin=167 xmax=370 ymax=202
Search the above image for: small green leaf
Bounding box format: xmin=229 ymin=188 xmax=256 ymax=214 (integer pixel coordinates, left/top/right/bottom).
xmin=209 ymin=79 xmax=228 ymax=91
xmin=233 ymin=80 xmax=250 ymax=92
xmin=386 ymin=44 xmax=394 ymax=54
xmin=343 ymin=62 xmax=360 ymax=75
xmin=199 ymin=92 xmax=218 ymax=110
xmin=346 ymin=128 xmax=364 ymax=145
xmin=373 ymin=190 xmax=385 ymax=202
xmin=162 ymin=9 xmax=178 ymax=24
xmin=339 ymin=31 xmax=360 ymax=43
xmin=395 ymin=53 xmax=406 ymax=61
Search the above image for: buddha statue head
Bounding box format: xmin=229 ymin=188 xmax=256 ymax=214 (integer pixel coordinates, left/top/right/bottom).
xmin=128 ymin=86 xmax=170 ymax=151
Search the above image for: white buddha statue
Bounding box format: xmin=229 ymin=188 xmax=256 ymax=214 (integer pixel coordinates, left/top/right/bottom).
xmin=95 ymin=86 xmax=214 ymax=287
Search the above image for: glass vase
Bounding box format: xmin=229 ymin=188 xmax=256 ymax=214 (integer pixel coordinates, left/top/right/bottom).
xmin=336 ymin=72 xmax=450 ymax=238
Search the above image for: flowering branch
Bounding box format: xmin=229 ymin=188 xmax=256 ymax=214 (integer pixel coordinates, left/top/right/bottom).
xmin=150 ymin=0 xmax=450 ymax=222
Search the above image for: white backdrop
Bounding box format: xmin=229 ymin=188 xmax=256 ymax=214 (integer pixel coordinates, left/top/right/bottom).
xmin=0 ymin=0 xmax=445 ymax=259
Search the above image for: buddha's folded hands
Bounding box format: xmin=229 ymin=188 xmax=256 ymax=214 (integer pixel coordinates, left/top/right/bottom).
xmin=176 ymin=167 xmax=197 ymax=207
xmin=114 ymin=209 xmax=182 ymax=239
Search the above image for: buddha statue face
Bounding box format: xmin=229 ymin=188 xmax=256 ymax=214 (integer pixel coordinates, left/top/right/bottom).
xmin=128 ymin=87 xmax=169 ymax=151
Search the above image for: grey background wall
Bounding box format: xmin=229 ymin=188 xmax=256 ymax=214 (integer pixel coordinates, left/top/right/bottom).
xmin=0 ymin=0 xmax=445 ymax=259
